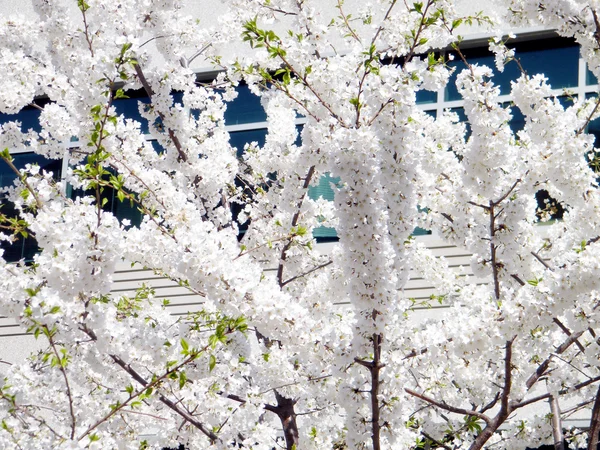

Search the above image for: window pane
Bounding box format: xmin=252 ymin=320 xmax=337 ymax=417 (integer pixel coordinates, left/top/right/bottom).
xmin=224 ymin=84 xmax=267 ymax=125
xmin=0 ymin=153 xmax=62 ymax=262
xmin=416 ymin=90 xmax=437 ymax=104
xmin=445 ymin=38 xmax=579 ymax=101
xmin=229 ymin=128 xmax=267 ymax=157
xmin=113 ymin=90 xmax=151 ymax=134
xmin=587 ymin=66 xmax=598 ymax=85
xmin=504 ymin=39 xmax=578 ymax=92
xmin=0 ymin=106 xmax=42 ymax=134
xmin=446 ymin=51 xmax=495 ymax=101
xmin=69 ymin=165 xmax=142 ymax=228
xmin=308 ymin=174 xmax=339 ymax=240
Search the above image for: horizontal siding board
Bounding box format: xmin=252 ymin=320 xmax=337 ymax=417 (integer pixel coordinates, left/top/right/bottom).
xmin=0 ymin=236 xmax=484 ymax=337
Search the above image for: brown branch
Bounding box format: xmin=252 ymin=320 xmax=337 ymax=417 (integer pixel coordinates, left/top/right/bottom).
xmin=511 ymin=274 xmax=525 ymax=286
xmin=133 ymin=63 xmax=188 ymax=163
xmin=405 ymin=388 xmax=492 ymax=425
xmin=531 ymin=251 xmax=553 ymax=271
xmin=78 ymin=3 xmax=95 ymax=58
xmin=553 ymin=318 xmax=586 ymax=353
xmin=422 ymin=431 xmax=452 ymax=450
xmin=577 ymin=97 xmax=600 ymax=135
xmin=588 ymin=384 xmax=600 ymax=450
xmin=440 ymin=212 xmax=454 ymax=223
xmin=549 ymin=394 xmax=565 ymax=450
xmin=281 ymin=260 xmax=333 ymax=287
xmin=500 ymin=338 xmax=515 ymax=414
xmin=492 ymin=178 xmax=521 ymax=207
xmin=525 ymin=330 xmax=586 ymax=391
xmin=515 ymin=375 xmax=600 ymax=409
xmin=0 ymin=155 xmax=43 ymax=210
xmin=265 ymin=391 xmax=299 ymax=450
xmin=480 ymin=391 xmax=500 ymax=414
xmin=489 ymin=202 xmax=500 ymax=300
xmin=402 ymin=0 xmax=434 ymax=66
xmin=44 ymin=326 xmax=76 ymax=440
xmin=371 ymin=333 xmax=382 ymax=450
xmin=467 ymin=200 xmax=489 ymax=210
xmin=336 ymin=0 xmax=362 ymax=43
xmin=79 ymin=325 xmax=220 ymax=444
xmin=106 ymin=354 xmax=220 ymax=443
xmin=277 ymin=165 xmax=315 ymax=287
xmin=260 ymin=38 xmax=349 ymax=127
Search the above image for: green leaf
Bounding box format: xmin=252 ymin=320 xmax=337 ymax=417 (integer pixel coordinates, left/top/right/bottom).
xmin=209 ymin=354 xmax=216 ymax=372
xmin=178 ymin=370 xmax=187 ymax=389
xmin=0 ymin=148 xmax=12 ymax=161
xmin=180 ymin=338 xmax=189 ymax=355
xmin=114 ymin=88 xmax=129 ymax=99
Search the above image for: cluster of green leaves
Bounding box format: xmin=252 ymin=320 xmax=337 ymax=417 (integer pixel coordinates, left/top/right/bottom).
xmin=242 ymin=17 xmax=282 ymax=52
xmin=410 ymin=414 xmax=483 ymax=449
xmin=76 ymin=0 xmax=89 ymax=13
xmin=408 ymin=293 xmax=447 ymax=311
xmin=0 ymin=148 xmax=40 ymax=225
xmin=115 ymin=284 xmax=155 ymax=321
xmin=159 ymin=311 xmax=249 ymax=380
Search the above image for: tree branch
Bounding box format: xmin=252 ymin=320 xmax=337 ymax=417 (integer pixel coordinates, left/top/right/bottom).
xmin=277 ymin=165 xmax=315 ymax=287
xmin=588 ymin=384 xmax=600 ymax=450
xmin=44 ymin=326 xmax=76 ymax=440
xmin=281 ymin=260 xmax=333 ymax=286
xmin=549 ymin=394 xmax=565 ymax=450
xmin=133 ymin=63 xmax=188 ymax=163
xmin=405 ymin=388 xmax=492 ymax=425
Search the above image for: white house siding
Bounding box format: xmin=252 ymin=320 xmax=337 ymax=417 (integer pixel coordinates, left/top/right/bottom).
xmin=0 ymin=234 xmax=481 ymax=338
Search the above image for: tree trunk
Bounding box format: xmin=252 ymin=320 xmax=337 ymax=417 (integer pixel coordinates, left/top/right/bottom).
xmin=371 ymin=332 xmax=382 ymax=450
xmin=588 ymin=385 xmax=600 ymax=450
xmin=272 ymin=391 xmax=299 ymax=450
xmin=549 ymin=395 xmax=564 ymax=450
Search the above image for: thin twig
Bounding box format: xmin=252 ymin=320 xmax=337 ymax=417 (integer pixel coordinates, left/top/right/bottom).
xmin=44 ymin=326 xmax=76 ymax=440
xmin=281 ymin=260 xmax=333 ymax=287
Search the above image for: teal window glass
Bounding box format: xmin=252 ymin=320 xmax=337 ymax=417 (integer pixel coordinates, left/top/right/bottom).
xmin=585 ymin=94 xmax=600 ymax=172
xmin=535 ymin=189 xmax=564 ymax=221
xmin=308 ymin=174 xmax=339 ymax=240
xmin=416 ymin=90 xmax=437 ymax=104
xmin=69 ymin=166 xmax=142 ymax=228
xmin=224 ymin=84 xmax=267 ymax=125
xmin=446 ymin=38 xmax=579 ymax=101
xmin=505 ymin=102 xmax=525 ymax=133
xmin=0 ymin=153 xmax=62 ymax=262
xmin=446 ymin=51 xmax=495 ymax=101
xmin=113 ymin=89 xmax=152 ymax=134
xmin=229 ymin=128 xmax=267 ymax=157
xmin=587 ymin=67 xmax=598 ymax=85
xmin=450 ymin=107 xmax=470 ymax=139
xmin=0 ymin=101 xmax=47 ymax=134
xmin=503 ymin=39 xmax=578 ymax=92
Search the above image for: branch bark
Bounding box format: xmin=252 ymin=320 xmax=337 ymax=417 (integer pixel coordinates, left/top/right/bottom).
xmin=277 ymin=165 xmax=315 ymax=287
xmin=549 ymin=394 xmax=564 ymax=450
xmin=133 ymin=63 xmax=188 ymax=163
xmin=264 ymin=391 xmax=299 ymax=450
xmin=588 ymin=385 xmax=600 ymax=450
